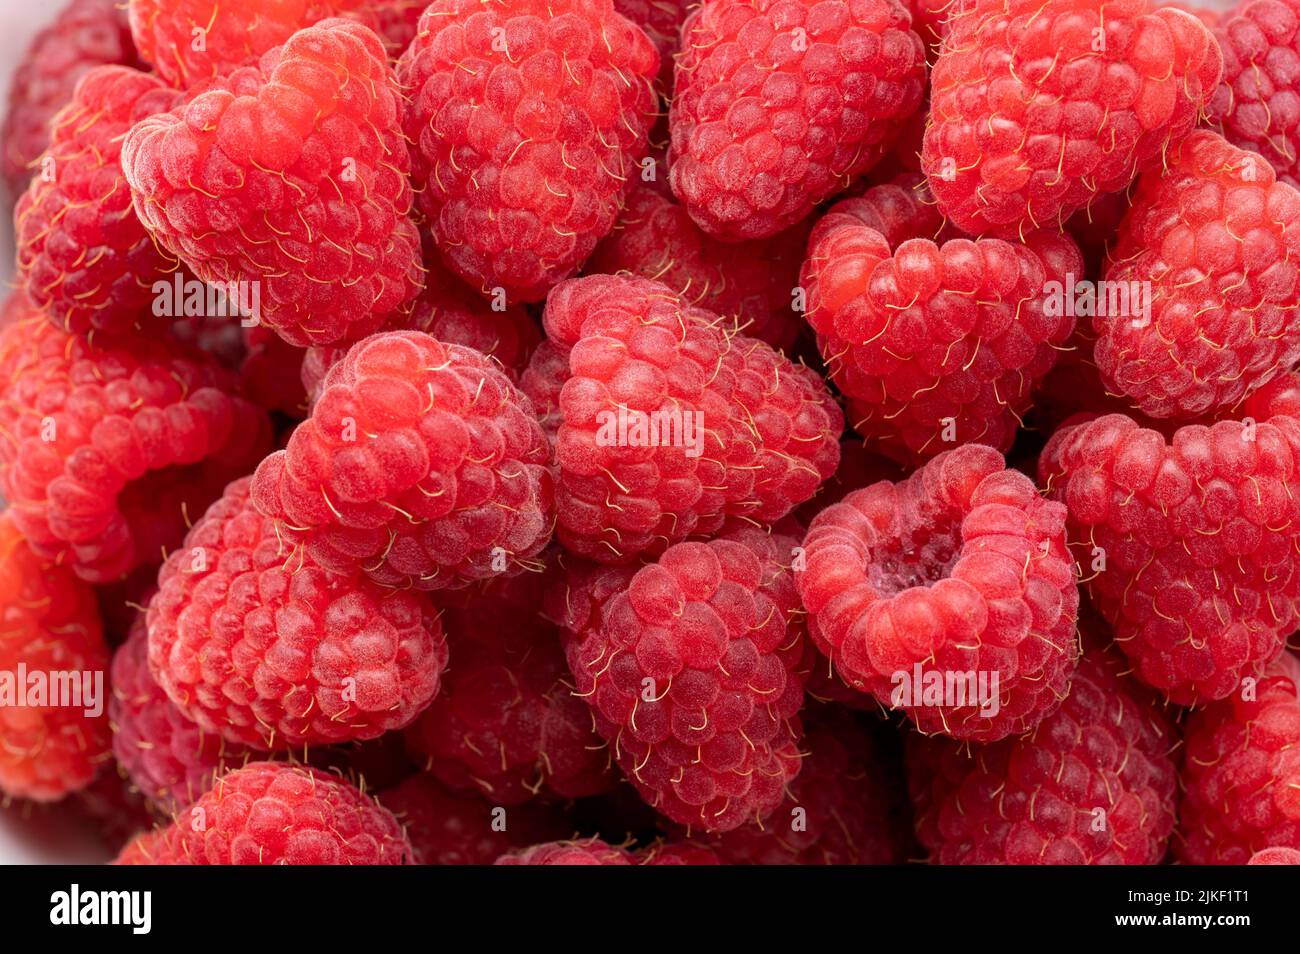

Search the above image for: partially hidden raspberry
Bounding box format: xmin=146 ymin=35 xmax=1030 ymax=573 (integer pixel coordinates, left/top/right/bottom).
xmin=1209 ymin=0 xmax=1300 ymax=189
xmin=908 ymin=643 xmax=1179 ymax=864
xmin=1040 ymin=412 xmax=1300 ymax=704
xmin=122 ymin=19 xmax=423 ymax=348
xmin=798 ymin=444 xmax=1080 ymax=741
xmin=1250 ymin=846 xmax=1300 ymax=864
xmin=1178 ymin=652 xmax=1300 ymax=864
xmin=0 ymin=317 xmax=272 ymax=583
xmin=147 ymin=477 xmax=449 ymax=748
xmin=363 ymin=0 xmax=429 ymax=55
xmin=15 ymin=66 xmax=182 ymax=336
xmin=537 ymin=274 xmax=842 ymax=564
xmin=638 ymin=841 xmax=725 ymax=864
xmin=586 ymin=183 xmax=811 ymax=350
xmin=795 ymin=438 xmax=905 ymax=525
xmin=613 ymin=0 xmax=691 ymax=91
xmin=1095 ymin=130 xmax=1300 ymax=420
xmin=495 ymin=836 xmax=635 ymax=865
xmin=0 ymin=0 xmax=138 ymax=199
xmin=669 ymin=0 xmax=927 ymax=240
xmin=378 ymin=772 xmax=573 ymax=864
xmin=251 ymin=331 xmax=554 ymax=589
xmin=240 ymin=326 xmax=309 ymax=417
xmin=403 ymin=571 xmax=617 ymax=804
xmin=566 ymin=527 xmax=809 ymax=832
xmin=399 ymin=0 xmax=660 ymax=302
xmin=801 ymin=193 xmax=1082 ymax=462
xmin=923 ymin=0 xmax=1223 ymax=237
xmin=113 ymin=762 xmax=414 ymax=864
xmin=0 ymin=513 xmax=111 ymax=801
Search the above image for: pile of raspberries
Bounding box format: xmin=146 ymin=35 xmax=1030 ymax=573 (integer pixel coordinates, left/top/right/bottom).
xmin=2 ymin=0 xmax=1300 ymax=868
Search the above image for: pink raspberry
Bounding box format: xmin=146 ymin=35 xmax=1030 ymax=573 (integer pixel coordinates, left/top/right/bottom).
xmin=614 ymin=0 xmax=691 ymax=91
xmin=239 ymin=326 xmax=309 ymax=418
xmin=1250 ymin=846 xmax=1300 ymax=864
xmin=496 ymin=837 xmax=636 ymax=865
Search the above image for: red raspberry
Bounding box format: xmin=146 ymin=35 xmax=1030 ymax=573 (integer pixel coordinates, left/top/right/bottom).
xmin=15 ymin=66 xmax=181 ymax=336
xmin=251 ymin=331 xmax=554 ymax=589
xmin=1243 ymin=369 xmax=1300 ymax=420
xmin=65 ymin=768 xmax=156 ymax=853
xmin=638 ymin=841 xmax=725 ymax=864
xmin=1095 ymin=131 xmax=1300 ymax=420
xmin=403 ymin=571 xmax=616 ymax=804
xmin=538 ymin=273 xmax=842 ymax=564
xmin=148 ymin=477 xmax=448 ymax=748
xmin=669 ymin=0 xmax=927 ymax=241
xmin=1209 ymin=0 xmax=1300 ymax=189
xmin=567 ymin=527 xmax=808 ymax=832
xmin=0 ymin=513 xmax=111 ymax=801
xmin=113 ymin=762 xmax=414 ymax=864
xmin=908 ymin=643 xmax=1179 ymax=864
xmin=363 ymin=0 xmax=430 ymax=54
xmin=0 ymin=0 xmax=138 ymax=199
xmin=923 ymin=0 xmax=1223 ymax=237
xmin=240 ymin=326 xmax=309 ymax=417
xmin=1178 ymin=652 xmax=1300 ymax=864
xmin=1164 ymin=0 xmax=1223 ymax=28
xmin=586 ymin=184 xmax=811 ymax=350
xmin=1040 ymin=412 xmax=1300 ymax=704
xmin=399 ymin=0 xmax=660 ymax=302
xmin=708 ymin=705 xmax=912 ymax=864
xmin=110 ymin=615 xmax=255 ymax=813
xmin=0 ymin=317 xmax=271 ymax=583
xmin=127 ymin=0 xmax=369 ymax=87
xmin=122 ymin=19 xmax=423 ymax=348
xmin=798 ymin=444 xmax=1080 ymax=740
xmin=496 ymin=836 xmax=636 ymax=864
xmin=378 ymin=772 xmax=572 ymax=864
xmin=613 ymin=0 xmax=691 ymax=91
xmin=801 ymin=194 xmax=1082 ymax=462
xmin=1250 ymin=846 xmax=1300 ymax=864
xmin=795 ymin=438 xmax=905 ymax=525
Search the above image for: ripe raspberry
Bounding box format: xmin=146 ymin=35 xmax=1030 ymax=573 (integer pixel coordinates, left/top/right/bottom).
xmin=0 ymin=0 xmax=138 ymax=199
xmin=638 ymin=841 xmax=725 ymax=864
xmin=403 ymin=572 xmax=616 ymax=804
xmin=614 ymin=0 xmax=691 ymax=91
xmin=923 ymin=0 xmax=1223 ymax=237
xmin=1209 ymin=0 xmax=1300 ymax=189
xmin=1040 ymin=412 xmax=1300 ymax=704
xmin=1250 ymin=846 xmax=1300 ymax=864
xmin=1178 ymin=652 xmax=1300 ymax=864
xmin=801 ymin=195 xmax=1082 ymax=461
xmin=796 ymin=438 xmax=905 ymax=525
xmin=708 ymin=705 xmax=912 ymax=864
xmin=908 ymin=644 xmax=1179 ymax=864
xmin=110 ymin=615 xmax=255 ymax=813
xmin=240 ymin=326 xmax=309 ymax=417
xmin=539 ymin=274 xmax=842 ymax=564
xmin=399 ymin=0 xmax=660 ymax=302
xmin=1095 ymin=131 xmax=1300 ymax=420
xmin=363 ymin=0 xmax=429 ymax=54
xmin=378 ymin=773 xmax=572 ymax=864
xmin=1243 ymin=369 xmax=1300 ymax=420
xmin=66 ymin=768 xmax=155 ymax=852
xmin=251 ymin=331 xmax=554 ymax=589
xmin=496 ymin=837 xmax=636 ymax=864
xmin=122 ymin=19 xmax=423 ymax=348
xmin=586 ymin=183 xmax=810 ymax=350
xmin=15 ymin=66 xmax=181 ymax=336
xmin=798 ymin=444 xmax=1080 ymax=740
xmin=669 ymin=0 xmax=927 ymax=241
xmin=0 ymin=513 xmax=111 ymax=801
xmin=113 ymin=762 xmax=414 ymax=864
xmin=0 ymin=317 xmax=272 ymax=583
xmin=567 ymin=528 xmax=808 ymax=832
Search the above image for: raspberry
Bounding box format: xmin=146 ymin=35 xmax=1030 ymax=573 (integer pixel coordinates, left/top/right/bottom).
xmin=669 ymin=0 xmax=927 ymax=241
xmin=251 ymin=331 xmax=554 ymax=589
xmin=567 ymin=527 xmax=808 ymax=832
xmin=1244 ymin=369 xmax=1300 ymax=420
xmin=122 ymin=19 xmax=424 ymax=348
xmin=708 ymin=705 xmax=912 ymax=864
xmin=795 ymin=438 xmax=905 ymax=525
xmin=113 ymin=762 xmax=414 ymax=864
xmin=539 ymin=274 xmax=842 ymax=564
xmin=15 ymin=66 xmax=181 ymax=337
xmin=0 ymin=0 xmax=138 ymax=199
xmin=240 ymin=326 xmax=309 ymax=418
xmin=639 ymin=841 xmax=724 ymax=864
xmin=496 ymin=836 xmax=636 ymax=864
xmin=147 ymin=478 xmax=448 ymax=749
xmin=364 ymin=0 xmax=429 ymax=55
xmin=399 ymin=0 xmax=660 ymax=302
xmin=585 ymin=183 xmax=811 ymax=350
xmin=798 ymin=444 xmax=1080 ymax=740
xmin=908 ymin=643 xmax=1179 ymax=864
xmin=801 ymin=189 xmax=1081 ymax=462
xmin=613 ymin=0 xmax=691 ymax=91
xmin=403 ymin=571 xmax=616 ymax=804
xmin=923 ymin=0 xmax=1223 ymax=237
xmin=1040 ymin=412 xmax=1300 ymax=704
xmin=0 ymin=513 xmax=111 ymax=801
xmin=0 ymin=317 xmax=272 ymax=583
xmin=1178 ymin=652 xmax=1300 ymax=864
xmin=1209 ymin=0 xmax=1300 ymax=189
xmin=66 ymin=768 xmax=155 ymax=852
xmin=1095 ymin=131 xmax=1300 ymax=420
xmin=110 ymin=615 xmax=254 ymax=813
xmin=378 ymin=772 xmax=572 ymax=864
xmin=1250 ymin=846 xmax=1300 ymax=864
